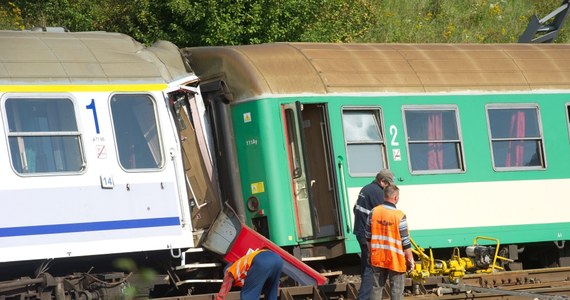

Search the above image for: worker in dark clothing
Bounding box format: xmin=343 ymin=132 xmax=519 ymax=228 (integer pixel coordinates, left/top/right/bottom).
xmin=353 ymin=168 xmax=395 ymax=300
xmin=216 ymin=249 xmax=284 ymax=300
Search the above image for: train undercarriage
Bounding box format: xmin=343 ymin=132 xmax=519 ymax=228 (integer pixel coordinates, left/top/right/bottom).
xmin=0 ymin=238 xmax=569 ymax=299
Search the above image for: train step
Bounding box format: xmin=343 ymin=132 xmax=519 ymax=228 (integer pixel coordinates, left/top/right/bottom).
xmin=172 ymin=246 xmax=225 ymax=289
xmin=175 ymin=262 xmax=222 ymax=271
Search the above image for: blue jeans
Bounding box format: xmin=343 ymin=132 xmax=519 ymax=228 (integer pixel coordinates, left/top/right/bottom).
xmin=373 ymin=267 xmax=405 ymax=300
xmin=241 ymin=251 xmax=284 ymax=300
xmin=357 ymin=236 xmax=378 ymax=300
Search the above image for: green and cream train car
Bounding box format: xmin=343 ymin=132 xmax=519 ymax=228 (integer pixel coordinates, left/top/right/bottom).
xmin=185 ymin=43 xmax=570 ymax=267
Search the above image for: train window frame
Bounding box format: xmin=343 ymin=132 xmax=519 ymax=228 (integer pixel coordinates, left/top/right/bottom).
xmin=402 ymin=105 xmax=466 ymax=175
xmin=566 ymin=103 xmax=570 ymax=144
xmin=284 ymin=108 xmax=303 ymax=179
xmin=485 ymin=104 xmax=546 ymax=171
xmin=341 ymin=106 xmax=387 ymax=177
xmin=1 ymin=94 xmax=86 ymax=176
xmin=110 ymin=93 xmax=164 ymax=172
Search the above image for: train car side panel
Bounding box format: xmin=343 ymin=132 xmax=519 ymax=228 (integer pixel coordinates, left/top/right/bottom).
xmin=230 ymin=99 xmax=301 ymax=246
xmin=0 ymin=89 xmax=193 ymax=263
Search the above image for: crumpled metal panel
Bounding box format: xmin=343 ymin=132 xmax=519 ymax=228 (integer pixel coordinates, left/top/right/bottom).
xmin=185 ymin=42 xmax=570 ymax=101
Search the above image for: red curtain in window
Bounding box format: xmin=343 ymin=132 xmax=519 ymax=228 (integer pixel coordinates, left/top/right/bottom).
xmin=506 ymin=110 xmax=525 ymax=167
xmin=427 ymin=112 xmax=443 ymax=169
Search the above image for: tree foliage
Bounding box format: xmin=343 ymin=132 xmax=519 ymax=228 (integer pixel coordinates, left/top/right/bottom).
xmin=12 ymin=0 xmax=378 ymax=46
xmin=0 ymin=1 xmax=24 ymax=30
xmin=7 ymin=0 xmax=570 ymax=46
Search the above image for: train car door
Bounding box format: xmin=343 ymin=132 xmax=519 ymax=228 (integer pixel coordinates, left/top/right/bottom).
xmin=282 ymin=102 xmax=342 ymax=241
xmin=169 ymin=92 xmax=221 ymax=237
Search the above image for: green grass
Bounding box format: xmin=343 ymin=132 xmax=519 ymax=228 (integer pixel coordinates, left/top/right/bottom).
xmin=357 ymin=0 xmax=570 ymax=43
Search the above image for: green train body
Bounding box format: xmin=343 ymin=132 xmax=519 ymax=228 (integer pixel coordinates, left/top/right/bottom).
xmin=185 ymin=43 xmax=570 ymax=263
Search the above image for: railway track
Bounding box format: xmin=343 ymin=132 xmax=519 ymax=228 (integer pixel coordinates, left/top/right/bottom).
xmin=160 ymin=267 xmax=570 ymax=300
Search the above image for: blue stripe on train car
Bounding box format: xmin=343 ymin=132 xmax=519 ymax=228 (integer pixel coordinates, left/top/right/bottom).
xmin=0 ymin=217 xmax=181 ymax=237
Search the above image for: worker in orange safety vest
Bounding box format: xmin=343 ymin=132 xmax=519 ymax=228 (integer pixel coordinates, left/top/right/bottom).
xmin=366 ymin=185 xmax=415 ymax=300
xmin=216 ymin=249 xmax=284 ymax=300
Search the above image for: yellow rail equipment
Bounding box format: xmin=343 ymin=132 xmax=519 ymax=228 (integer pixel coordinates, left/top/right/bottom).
xmin=408 ymin=236 xmax=514 ymax=283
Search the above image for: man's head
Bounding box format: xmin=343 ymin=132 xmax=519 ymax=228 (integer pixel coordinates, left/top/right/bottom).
xmin=383 ymin=185 xmax=400 ymax=204
xmin=376 ymin=168 xmax=394 ymax=188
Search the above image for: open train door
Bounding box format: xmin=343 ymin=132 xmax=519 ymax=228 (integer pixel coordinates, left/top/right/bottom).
xmin=282 ymin=102 xmax=343 ymax=245
xmin=169 ymin=91 xmax=222 ymax=243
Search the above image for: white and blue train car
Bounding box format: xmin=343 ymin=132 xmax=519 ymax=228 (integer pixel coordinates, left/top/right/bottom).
xmin=0 ymin=30 xmax=216 ymax=297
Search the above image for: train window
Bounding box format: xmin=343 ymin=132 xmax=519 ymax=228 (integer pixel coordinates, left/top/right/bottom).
xmin=486 ymin=105 xmax=545 ymax=170
xmin=341 ymin=108 xmax=386 ymax=176
xmin=5 ymin=98 xmax=84 ymax=174
xmin=111 ymin=94 xmax=162 ymax=170
xmin=403 ymin=107 xmax=464 ymax=174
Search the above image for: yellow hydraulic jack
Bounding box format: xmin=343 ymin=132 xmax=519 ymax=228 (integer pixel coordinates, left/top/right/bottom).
xmin=408 ymin=236 xmax=514 ymax=284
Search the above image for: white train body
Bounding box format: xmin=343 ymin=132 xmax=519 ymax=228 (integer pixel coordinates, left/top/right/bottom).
xmin=0 ymin=31 xmax=199 ymax=264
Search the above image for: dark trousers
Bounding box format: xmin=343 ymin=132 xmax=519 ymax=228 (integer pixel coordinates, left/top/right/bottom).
xmin=357 ymin=235 xmax=378 ymax=300
xmin=372 ymin=267 xmax=405 ymax=300
xmin=241 ymin=251 xmax=284 ymax=300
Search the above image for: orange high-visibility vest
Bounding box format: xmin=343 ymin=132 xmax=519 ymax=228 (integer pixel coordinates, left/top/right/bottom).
xmin=370 ymin=206 xmax=407 ymax=272
xmin=227 ymin=249 xmax=265 ymax=287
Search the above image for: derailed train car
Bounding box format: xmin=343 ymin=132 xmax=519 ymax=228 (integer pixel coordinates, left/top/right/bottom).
xmin=184 ymin=43 xmax=570 ymax=270
xmin=0 ymin=30 xmax=222 ymax=298
xmin=3 ymin=30 xmax=570 ymax=298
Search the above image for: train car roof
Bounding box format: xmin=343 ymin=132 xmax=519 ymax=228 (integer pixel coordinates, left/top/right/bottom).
xmin=0 ymin=30 xmax=192 ymax=85
xmin=184 ymin=43 xmax=570 ymax=102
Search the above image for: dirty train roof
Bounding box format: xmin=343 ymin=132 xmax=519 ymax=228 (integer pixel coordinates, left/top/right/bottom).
xmin=0 ymin=30 xmax=192 ymax=85
xmin=184 ymin=42 xmax=570 ymax=102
